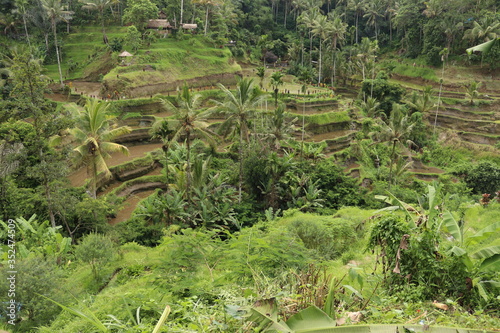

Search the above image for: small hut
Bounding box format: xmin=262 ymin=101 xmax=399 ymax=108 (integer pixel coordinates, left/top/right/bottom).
xmin=119 ymin=51 xmax=133 ymax=57
xmin=182 ymin=23 xmax=198 ymax=30
xmin=118 ymin=51 xmax=133 ymax=66
xmin=146 ymin=19 xmax=173 ymax=36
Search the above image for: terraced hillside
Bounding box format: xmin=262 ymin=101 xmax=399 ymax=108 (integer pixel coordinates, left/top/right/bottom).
xmin=54 ymin=63 xmax=499 ymax=225
xmin=45 ymin=26 xmax=242 ymax=98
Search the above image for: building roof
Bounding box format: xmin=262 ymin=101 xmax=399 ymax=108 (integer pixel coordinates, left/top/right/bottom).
xmin=147 ymin=19 xmax=172 ymax=29
xmin=119 ymin=51 xmax=133 ymax=57
xmin=182 ymin=23 xmax=198 ymax=30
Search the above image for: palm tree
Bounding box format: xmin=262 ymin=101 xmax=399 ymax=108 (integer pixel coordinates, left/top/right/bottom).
xmin=373 ymin=103 xmax=416 ymax=186
xmin=70 ymin=99 xmax=131 ymax=198
xmin=214 ymin=78 xmax=267 ymax=202
xmin=256 ymin=66 xmax=266 ymax=89
xmin=79 ymin=0 xmax=116 ymax=44
xmin=358 ymin=96 xmax=381 ymax=117
xmin=193 ymin=0 xmax=219 ymax=36
xmin=269 ymin=70 xmax=284 ymax=106
xmin=326 ymin=13 xmax=347 ymax=85
xmin=312 ymin=14 xmax=329 ymax=84
xmin=405 ymin=85 xmax=435 ymax=114
xmin=464 ymin=81 xmax=482 ymax=105
xmin=41 ymin=0 xmax=66 ymax=87
xmin=264 ymin=104 xmax=298 ymax=151
xmin=14 ymin=0 xmax=32 ymax=49
xmin=347 ymin=0 xmax=364 ymax=43
xmin=297 ymin=8 xmax=320 ymax=66
xmin=160 ymin=83 xmax=217 ymax=198
xmin=150 ymin=119 xmax=174 ymax=188
xmin=363 ymin=0 xmax=383 ymax=40
xmin=463 ymin=18 xmax=500 ymax=44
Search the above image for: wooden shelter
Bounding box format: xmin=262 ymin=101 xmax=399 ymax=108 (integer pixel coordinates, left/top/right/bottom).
xmin=146 ymin=19 xmax=172 ymax=29
xmin=182 ymin=23 xmax=198 ymax=30
xmin=119 ymin=51 xmax=133 ymax=57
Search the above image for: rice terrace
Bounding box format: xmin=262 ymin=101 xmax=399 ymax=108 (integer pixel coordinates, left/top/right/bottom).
xmin=0 ymin=0 xmax=499 ymax=332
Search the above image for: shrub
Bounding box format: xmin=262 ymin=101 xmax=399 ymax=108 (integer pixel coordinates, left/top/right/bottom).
xmin=464 ymin=161 xmax=500 ymax=195
xmin=75 ymin=233 xmax=117 ymax=281
xmin=0 ymin=256 xmax=67 ymax=329
xmin=285 ymin=213 xmax=358 ymax=260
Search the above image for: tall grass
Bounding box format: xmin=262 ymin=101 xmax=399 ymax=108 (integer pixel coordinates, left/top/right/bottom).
xmin=393 ymin=64 xmax=439 ymax=82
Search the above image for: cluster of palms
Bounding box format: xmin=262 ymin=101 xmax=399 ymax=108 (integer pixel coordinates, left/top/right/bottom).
xmin=70 ymin=78 xmax=329 ymax=229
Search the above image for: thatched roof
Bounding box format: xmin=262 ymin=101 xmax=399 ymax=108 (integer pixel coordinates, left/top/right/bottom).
xmin=119 ymin=51 xmax=133 ymax=57
xmin=182 ymin=23 xmax=197 ymax=30
xmin=147 ymin=19 xmax=172 ymax=29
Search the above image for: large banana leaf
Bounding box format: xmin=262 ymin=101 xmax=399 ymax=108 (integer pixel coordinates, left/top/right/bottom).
xmin=466 ymin=221 xmax=500 ymax=246
xmin=440 ymin=211 xmax=462 ymax=244
xmin=470 ymin=245 xmax=500 ymax=259
xmin=478 ymin=253 xmax=500 ymax=272
xmin=466 ymin=38 xmax=499 ymax=54
xmin=285 ymin=306 xmax=336 ymax=332
xmin=323 ymin=325 xmax=492 ymax=332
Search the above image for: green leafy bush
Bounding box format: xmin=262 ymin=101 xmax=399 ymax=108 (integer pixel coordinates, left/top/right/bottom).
xmin=284 ymin=213 xmax=358 ymax=260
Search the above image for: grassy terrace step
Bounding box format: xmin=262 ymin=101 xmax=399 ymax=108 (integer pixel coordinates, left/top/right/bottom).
xmin=458 ymin=131 xmax=500 ymax=146
xmin=106 ymin=174 xmax=166 ymax=198
xmin=437 ymin=106 xmax=496 ymax=121
xmin=428 ymin=113 xmax=499 ymax=135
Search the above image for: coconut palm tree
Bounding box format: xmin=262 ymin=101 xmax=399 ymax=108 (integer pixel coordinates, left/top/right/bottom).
xmin=326 ymin=13 xmax=347 ymax=85
xmin=150 ymin=119 xmax=174 ymax=188
xmin=363 ymin=0 xmax=383 ymax=40
xmin=79 ymin=0 xmax=116 ymax=44
xmin=41 ymin=0 xmax=66 ymax=87
xmin=70 ymin=99 xmax=131 ymax=198
xmin=264 ymin=104 xmax=298 ymax=151
xmin=160 ymin=83 xmax=217 ymax=198
xmin=214 ymin=78 xmax=266 ymax=202
xmin=14 ymin=0 xmax=32 ymax=49
xmin=405 ymin=85 xmax=435 ymax=114
xmin=312 ymin=13 xmax=329 ymax=84
xmin=269 ymin=70 xmax=284 ymax=106
xmin=358 ymin=96 xmax=381 ymax=118
xmin=347 ymin=0 xmax=364 ymax=43
xmin=464 ymin=81 xmax=482 ymax=105
xmin=373 ymin=103 xmax=416 ymax=186
xmin=463 ymin=18 xmax=500 ymax=44
xmin=193 ymin=0 xmax=219 ymax=36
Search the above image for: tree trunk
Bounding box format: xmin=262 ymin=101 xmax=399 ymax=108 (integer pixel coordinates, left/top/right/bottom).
xmin=238 ymin=125 xmax=243 ymax=203
xmin=186 ymin=132 xmax=192 ymax=199
xmin=204 ymin=5 xmax=209 ymax=36
xmin=355 ymin=13 xmax=359 ymax=43
xmin=52 ymin=18 xmax=64 ymax=87
xmin=180 ymin=0 xmax=184 ymax=25
xmin=23 ymin=15 xmax=31 ymax=49
xmin=318 ymin=41 xmax=322 ymax=84
xmin=101 ymin=9 xmax=108 ymax=44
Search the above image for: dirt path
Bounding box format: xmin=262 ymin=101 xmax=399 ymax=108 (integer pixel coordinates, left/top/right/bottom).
xmin=109 ymin=190 xmax=156 ymax=225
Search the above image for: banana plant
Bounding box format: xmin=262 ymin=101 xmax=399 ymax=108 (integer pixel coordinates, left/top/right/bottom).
xmin=244 ymin=298 xmax=494 ymax=332
xmin=439 ymin=212 xmax=500 ymax=302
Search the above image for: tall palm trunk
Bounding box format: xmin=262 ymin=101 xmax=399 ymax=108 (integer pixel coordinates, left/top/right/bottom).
xmin=204 ymin=5 xmax=209 ymax=36
xmin=22 ymin=15 xmax=31 ymax=49
xmin=186 ymin=132 xmax=192 ymax=199
xmin=51 ymin=17 xmax=64 ymax=87
xmin=388 ymin=139 xmax=397 ymax=187
xmin=318 ymin=40 xmax=322 ymax=84
xmin=90 ymin=149 xmax=97 ymax=199
xmin=180 ymin=0 xmax=184 ymax=25
xmin=238 ymin=126 xmax=243 ymax=203
xmin=101 ymin=8 xmax=108 ymax=44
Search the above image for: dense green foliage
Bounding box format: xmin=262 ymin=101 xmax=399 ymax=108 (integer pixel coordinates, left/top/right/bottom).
xmin=0 ymin=0 xmax=499 ymax=331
